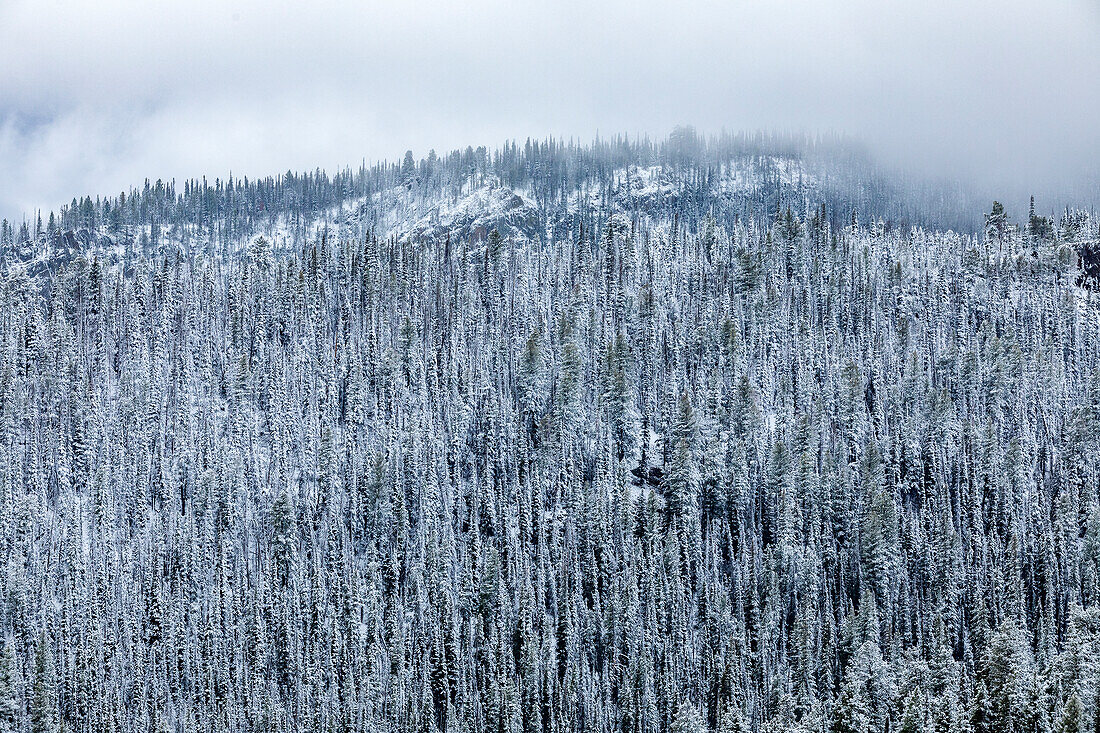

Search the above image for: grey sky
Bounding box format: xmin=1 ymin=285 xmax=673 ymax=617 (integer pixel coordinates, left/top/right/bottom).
xmin=1 ymin=0 xmax=1098 ymax=222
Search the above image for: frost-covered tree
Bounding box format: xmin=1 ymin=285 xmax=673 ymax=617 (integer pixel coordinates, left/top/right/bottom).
xmin=0 ymin=132 xmax=1096 ymax=733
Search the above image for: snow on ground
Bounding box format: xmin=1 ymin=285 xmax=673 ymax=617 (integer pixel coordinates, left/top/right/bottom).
xmin=5 ymin=156 xmax=823 ymax=275
xmin=350 ymin=180 xmax=541 ymax=243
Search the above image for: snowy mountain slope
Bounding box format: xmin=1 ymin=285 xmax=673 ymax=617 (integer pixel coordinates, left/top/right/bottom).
xmin=4 ymin=135 xmax=1100 ymax=733
xmin=0 ymin=153 xmax=860 ymax=277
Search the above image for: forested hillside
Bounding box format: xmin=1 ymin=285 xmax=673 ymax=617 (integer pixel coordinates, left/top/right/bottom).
xmin=0 ymin=129 xmax=979 ymax=277
xmin=1 ymin=135 xmax=1100 ymax=733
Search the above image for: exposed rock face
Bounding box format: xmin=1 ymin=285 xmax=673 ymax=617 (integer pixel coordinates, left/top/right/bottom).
xmin=345 ymin=184 xmax=543 ymax=245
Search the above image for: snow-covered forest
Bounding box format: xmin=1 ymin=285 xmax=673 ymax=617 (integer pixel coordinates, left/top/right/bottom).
xmin=1 ymin=132 xmax=1100 ymax=733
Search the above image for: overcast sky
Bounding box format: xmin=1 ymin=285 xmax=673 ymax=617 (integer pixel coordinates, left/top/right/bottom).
xmin=1 ymin=0 xmax=1098 ymax=222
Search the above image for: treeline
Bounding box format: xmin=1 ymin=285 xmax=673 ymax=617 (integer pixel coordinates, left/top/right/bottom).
xmin=0 ymin=130 xmax=983 ymax=263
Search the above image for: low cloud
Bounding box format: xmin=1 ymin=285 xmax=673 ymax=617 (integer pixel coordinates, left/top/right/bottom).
xmin=1 ymin=0 xmax=1098 ymax=221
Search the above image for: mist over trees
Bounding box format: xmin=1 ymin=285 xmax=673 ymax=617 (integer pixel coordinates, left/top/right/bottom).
xmin=1 ymin=129 xmax=987 ymax=266
xmin=0 ymin=133 xmax=1099 ymax=733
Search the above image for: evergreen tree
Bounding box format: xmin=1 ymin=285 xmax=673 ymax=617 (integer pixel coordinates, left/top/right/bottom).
xmin=30 ymin=635 xmax=58 ymax=733
xmin=0 ymin=642 xmax=20 ymax=733
xmin=0 ymin=132 xmax=1093 ymax=733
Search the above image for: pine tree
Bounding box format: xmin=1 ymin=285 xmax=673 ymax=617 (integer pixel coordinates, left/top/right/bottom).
xmin=0 ymin=642 xmax=20 ymax=733
xmin=272 ymin=487 xmax=298 ymax=586
xmin=831 ymin=682 xmax=871 ymax=733
xmin=1057 ymin=694 xmax=1082 ymax=733
xmin=666 ymin=391 xmax=700 ymax=523
xmin=30 ymin=634 xmax=58 ymax=733
xmin=671 ymin=703 xmax=707 ymax=733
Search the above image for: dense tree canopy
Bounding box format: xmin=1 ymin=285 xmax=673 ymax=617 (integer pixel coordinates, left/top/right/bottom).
xmin=0 ymin=135 xmax=1099 ymax=733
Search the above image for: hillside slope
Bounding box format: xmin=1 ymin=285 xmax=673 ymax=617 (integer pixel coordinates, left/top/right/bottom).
xmin=1 ymin=136 xmax=1099 ymax=733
